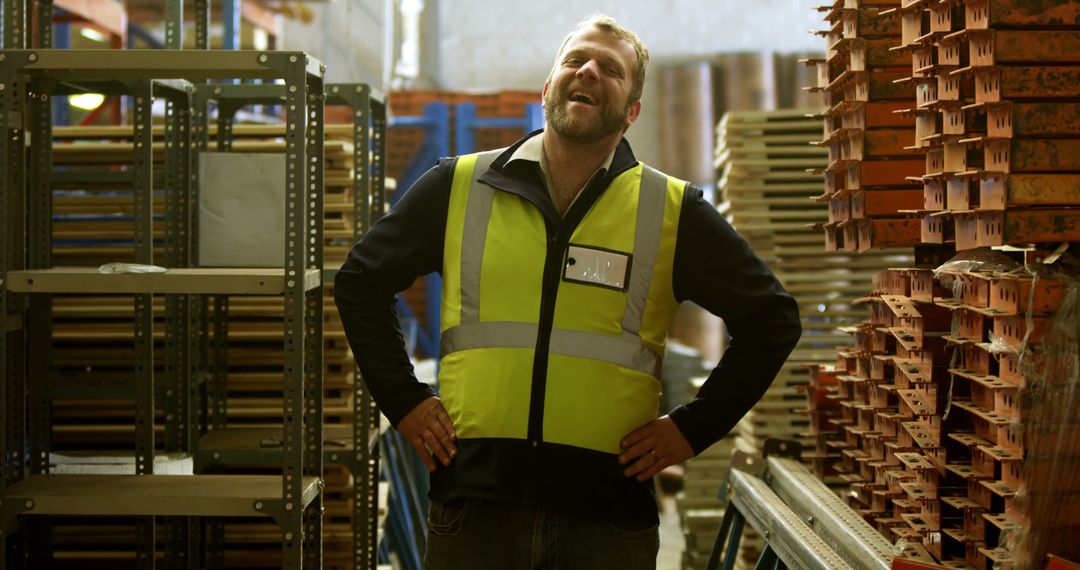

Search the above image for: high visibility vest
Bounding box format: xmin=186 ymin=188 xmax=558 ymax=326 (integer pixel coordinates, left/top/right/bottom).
xmin=438 ymin=150 xmax=687 ymax=454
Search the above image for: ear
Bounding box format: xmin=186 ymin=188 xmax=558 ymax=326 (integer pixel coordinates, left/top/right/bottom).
xmin=542 ymin=80 xmax=550 ymax=100
xmin=625 ymin=99 xmax=642 ymax=128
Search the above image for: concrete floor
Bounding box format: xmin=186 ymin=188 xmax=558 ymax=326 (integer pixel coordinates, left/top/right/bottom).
xmin=657 ymin=495 xmax=686 ymax=570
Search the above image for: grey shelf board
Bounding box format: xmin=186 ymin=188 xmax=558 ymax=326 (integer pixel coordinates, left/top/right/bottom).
xmin=197 ymin=425 xmax=378 ymax=466
xmin=5 ymin=268 xmax=321 ymax=295
xmin=4 ymin=474 xmax=320 ymax=517
xmin=5 ymin=50 xmax=323 ymax=81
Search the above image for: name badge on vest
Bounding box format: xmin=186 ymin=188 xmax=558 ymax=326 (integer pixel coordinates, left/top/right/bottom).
xmin=563 ymin=244 xmax=632 ymax=292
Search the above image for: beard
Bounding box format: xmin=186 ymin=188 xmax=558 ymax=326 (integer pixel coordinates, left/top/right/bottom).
xmin=543 ymin=85 xmax=632 ymax=143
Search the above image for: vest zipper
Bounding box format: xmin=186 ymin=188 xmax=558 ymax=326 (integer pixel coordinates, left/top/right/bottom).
xmin=527 ymin=228 xmax=564 ymax=446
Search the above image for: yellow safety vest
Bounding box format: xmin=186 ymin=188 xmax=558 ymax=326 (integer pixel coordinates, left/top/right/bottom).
xmin=438 ymin=150 xmax=687 ymax=454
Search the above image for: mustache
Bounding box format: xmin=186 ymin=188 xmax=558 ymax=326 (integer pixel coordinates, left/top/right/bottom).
xmin=553 ymin=83 xmax=602 ymax=104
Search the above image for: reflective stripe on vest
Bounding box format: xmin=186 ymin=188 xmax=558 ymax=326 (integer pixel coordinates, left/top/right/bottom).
xmin=443 ymin=162 xmax=669 ymax=373
xmin=439 ymin=150 xmax=685 ymax=453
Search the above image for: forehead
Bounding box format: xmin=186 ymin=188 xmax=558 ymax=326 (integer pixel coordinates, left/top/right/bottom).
xmin=559 ymin=26 xmax=637 ymax=70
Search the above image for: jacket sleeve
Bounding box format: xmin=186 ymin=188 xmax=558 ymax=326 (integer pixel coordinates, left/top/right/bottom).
xmin=332 ymin=158 xmax=455 ymax=427
xmin=666 ymin=186 xmax=802 ymax=454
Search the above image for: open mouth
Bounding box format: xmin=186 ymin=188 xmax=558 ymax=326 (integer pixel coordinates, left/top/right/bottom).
xmin=568 ymin=92 xmax=598 ymax=106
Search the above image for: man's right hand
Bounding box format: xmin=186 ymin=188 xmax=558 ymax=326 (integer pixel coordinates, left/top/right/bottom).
xmin=396 ymin=396 xmax=458 ymax=472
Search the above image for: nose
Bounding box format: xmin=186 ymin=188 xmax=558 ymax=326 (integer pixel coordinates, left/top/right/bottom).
xmin=575 ymin=59 xmax=601 ymax=82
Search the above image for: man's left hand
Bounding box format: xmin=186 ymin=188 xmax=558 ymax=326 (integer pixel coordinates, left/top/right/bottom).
xmin=618 ymin=416 xmax=694 ymax=482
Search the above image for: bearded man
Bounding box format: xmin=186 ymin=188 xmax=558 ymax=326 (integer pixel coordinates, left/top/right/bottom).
xmin=334 ymin=14 xmax=800 ymax=570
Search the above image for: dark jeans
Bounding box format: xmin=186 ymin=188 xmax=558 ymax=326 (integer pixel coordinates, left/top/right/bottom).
xmin=425 ymin=498 xmax=660 ymax=570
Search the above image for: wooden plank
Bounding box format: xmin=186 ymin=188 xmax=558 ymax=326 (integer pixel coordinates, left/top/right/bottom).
xmin=979 ymin=174 xmax=1080 ymax=209
xmin=852 ymin=189 xmax=923 ymax=218
xmin=972 ymin=30 xmax=1080 ymax=67
xmin=966 ymin=0 xmax=1080 ymax=29
xmin=976 ymin=209 xmax=1080 ymax=248
xmin=976 ymin=66 xmax=1080 ymax=103
xmin=987 ymin=103 xmax=1080 ymax=138
xmin=984 ymin=138 xmax=1080 ymax=173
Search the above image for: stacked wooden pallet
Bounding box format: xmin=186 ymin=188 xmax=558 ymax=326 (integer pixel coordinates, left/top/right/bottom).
xmin=715 ymin=109 xmax=914 ymax=458
xmin=902 ymin=0 xmax=1080 ymax=249
xmin=46 ymin=121 xmax=375 ymax=568
xmin=807 ymin=0 xmax=925 ymax=251
xmin=677 ymin=432 xmax=747 ymax=570
xmin=49 ymin=123 xmax=360 ymax=436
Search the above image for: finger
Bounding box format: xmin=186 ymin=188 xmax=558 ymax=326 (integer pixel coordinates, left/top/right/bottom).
xmin=618 ymin=437 xmax=655 ymax=466
xmin=636 ymin=456 xmax=671 ymax=482
xmin=623 ymin=450 xmax=658 ymax=478
xmin=409 ymin=436 xmax=437 ymax=472
xmin=434 ymin=405 xmax=457 ymax=442
xmin=619 ymin=423 xmax=654 ymax=451
xmin=426 ymin=413 xmax=458 ymax=458
xmin=422 ymin=429 xmax=453 ymax=467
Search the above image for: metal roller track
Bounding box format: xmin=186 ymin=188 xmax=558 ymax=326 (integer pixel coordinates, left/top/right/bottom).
xmin=728 ymin=468 xmax=854 ymax=570
xmin=767 ymin=456 xmax=894 ymax=570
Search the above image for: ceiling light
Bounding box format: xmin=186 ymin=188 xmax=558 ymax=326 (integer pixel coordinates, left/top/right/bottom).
xmin=69 ymin=93 xmax=105 ymax=110
xmin=79 ymin=27 xmax=108 ymax=43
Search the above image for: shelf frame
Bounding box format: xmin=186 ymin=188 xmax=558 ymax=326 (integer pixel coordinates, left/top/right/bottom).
xmin=0 ymin=48 xmax=326 ymax=570
xmin=193 ymin=80 xmax=387 ymax=570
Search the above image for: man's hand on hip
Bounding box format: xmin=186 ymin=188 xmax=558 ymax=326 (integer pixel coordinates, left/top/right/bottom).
xmin=618 ymin=416 xmax=694 ymax=482
xmin=396 ymin=396 xmax=457 ymax=472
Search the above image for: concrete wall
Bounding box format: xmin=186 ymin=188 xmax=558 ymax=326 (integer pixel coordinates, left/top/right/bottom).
xmin=280 ymin=0 xmax=387 ymax=86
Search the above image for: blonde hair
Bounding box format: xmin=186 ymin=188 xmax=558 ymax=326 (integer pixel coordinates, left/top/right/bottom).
xmin=550 ymin=14 xmax=650 ymax=103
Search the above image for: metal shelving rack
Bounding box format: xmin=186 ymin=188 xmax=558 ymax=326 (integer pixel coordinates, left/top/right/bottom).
xmin=0 ymin=49 xmax=326 ymax=569
xmin=189 ymin=81 xmax=387 ymax=570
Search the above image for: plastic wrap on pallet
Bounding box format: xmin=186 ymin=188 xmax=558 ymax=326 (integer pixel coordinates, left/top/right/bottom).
xmin=932 ymin=249 xmax=1020 ymax=286
xmin=1007 ymin=254 xmax=1080 ymax=568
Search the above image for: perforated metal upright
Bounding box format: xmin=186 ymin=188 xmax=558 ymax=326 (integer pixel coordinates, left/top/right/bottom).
xmin=0 ymin=49 xmax=327 ymax=570
xmin=191 ymin=81 xmax=388 ymax=570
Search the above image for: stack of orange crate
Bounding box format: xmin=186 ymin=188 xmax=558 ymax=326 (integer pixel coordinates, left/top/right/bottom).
xmin=882 ymin=0 xmax=969 ymax=248
xmin=803 ymin=3 xmax=1080 ymax=568
xmin=947 ymin=0 xmax=1080 ymax=249
xmin=801 ymin=362 xmax=846 ymax=483
xmin=808 ymin=0 xmax=925 ymax=253
xmin=893 ymin=0 xmax=1080 ymax=250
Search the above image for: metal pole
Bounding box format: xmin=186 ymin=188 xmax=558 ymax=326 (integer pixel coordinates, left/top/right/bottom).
xmin=765 ymin=456 xmax=894 ymax=570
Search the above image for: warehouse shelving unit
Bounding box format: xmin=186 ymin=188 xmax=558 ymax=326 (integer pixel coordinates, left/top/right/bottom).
xmin=0 ymin=49 xmax=326 ymax=569
xmin=188 ymin=81 xmax=388 ymax=570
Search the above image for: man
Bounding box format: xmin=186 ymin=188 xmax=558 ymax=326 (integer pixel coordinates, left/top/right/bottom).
xmin=335 ymin=14 xmax=800 ymax=570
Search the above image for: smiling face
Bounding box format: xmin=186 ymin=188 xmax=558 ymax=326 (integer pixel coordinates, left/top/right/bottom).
xmin=542 ymin=25 xmax=642 ymax=144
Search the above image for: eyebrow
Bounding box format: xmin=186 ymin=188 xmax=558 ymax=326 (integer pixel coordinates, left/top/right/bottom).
xmin=562 ymin=48 xmax=627 ymax=74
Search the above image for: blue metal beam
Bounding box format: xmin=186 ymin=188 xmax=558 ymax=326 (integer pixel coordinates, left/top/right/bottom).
xmin=52 ymin=18 xmax=70 ymax=125
xmin=453 ymin=101 xmax=544 ymax=155
xmin=222 ymin=0 xmax=240 ymax=50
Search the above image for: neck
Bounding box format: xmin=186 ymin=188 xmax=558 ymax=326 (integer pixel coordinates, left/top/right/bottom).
xmin=541 ymin=130 xmax=622 ymax=216
xmin=542 ymin=129 xmax=621 ymax=178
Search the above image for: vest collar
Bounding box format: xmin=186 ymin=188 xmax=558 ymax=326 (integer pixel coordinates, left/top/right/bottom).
xmin=476 ymin=129 xmax=640 ymax=225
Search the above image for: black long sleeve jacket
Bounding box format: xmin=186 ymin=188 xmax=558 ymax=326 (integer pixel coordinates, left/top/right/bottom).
xmin=334 ymin=132 xmax=801 ymax=523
